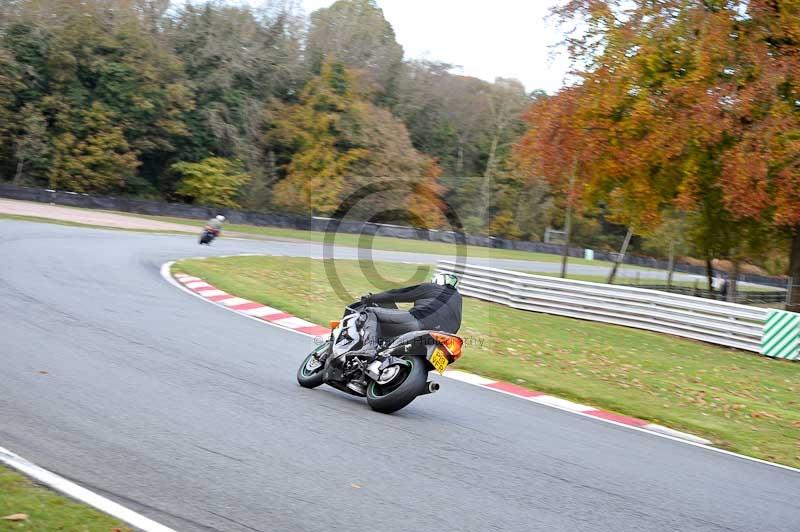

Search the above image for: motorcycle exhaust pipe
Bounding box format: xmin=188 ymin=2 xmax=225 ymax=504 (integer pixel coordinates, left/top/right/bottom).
xmin=421 ymin=381 xmax=440 ymax=395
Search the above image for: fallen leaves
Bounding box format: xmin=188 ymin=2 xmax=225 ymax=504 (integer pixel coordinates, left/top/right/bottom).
xmin=750 ymin=411 xmax=780 ymax=420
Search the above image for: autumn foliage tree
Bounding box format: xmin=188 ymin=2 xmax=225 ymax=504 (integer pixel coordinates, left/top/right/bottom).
xmin=49 ymin=102 xmax=139 ymax=193
xmin=173 ymin=157 xmax=251 ymax=209
xmin=518 ymin=0 xmax=800 ymax=302
xmin=269 ymin=60 xmax=436 ymax=218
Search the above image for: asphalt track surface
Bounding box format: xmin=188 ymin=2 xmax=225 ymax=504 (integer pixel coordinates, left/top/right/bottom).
xmin=1 ymin=220 xmax=799 ymax=532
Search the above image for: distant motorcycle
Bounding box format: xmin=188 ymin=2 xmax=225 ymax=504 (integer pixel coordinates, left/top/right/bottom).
xmin=297 ymin=300 xmax=464 ymax=413
xmin=199 ymin=227 xmax=219 ymax=245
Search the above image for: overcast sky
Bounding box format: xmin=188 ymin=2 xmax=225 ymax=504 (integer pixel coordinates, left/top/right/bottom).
xmin=298 ymin=0 xmax=571 ymax=94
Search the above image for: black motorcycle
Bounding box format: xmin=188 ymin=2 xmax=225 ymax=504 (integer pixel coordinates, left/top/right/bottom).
xmin=296 ymin=301 xmax=464 ymax=413
xmin=199 ymin=227 xmax=219 ymax=245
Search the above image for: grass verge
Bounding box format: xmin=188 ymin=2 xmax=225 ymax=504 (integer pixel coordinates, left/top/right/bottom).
xmin=0 ymin=465 xmax=128 ymax=531
xmin=176 ymin=255 xmax=800 ymax=468
xmin=123 ymin=211 xmax=617 ymax=266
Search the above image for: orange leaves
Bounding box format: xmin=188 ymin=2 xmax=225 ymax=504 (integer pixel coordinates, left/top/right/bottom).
xmin=527 ymin=0 xmax=800 ymax=248
xmin=720 ymin=140 xmax=771 ymax=219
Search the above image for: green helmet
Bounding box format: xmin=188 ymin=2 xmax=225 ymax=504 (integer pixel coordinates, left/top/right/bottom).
xmin=432 ymin=272 xmax=459 ymax=288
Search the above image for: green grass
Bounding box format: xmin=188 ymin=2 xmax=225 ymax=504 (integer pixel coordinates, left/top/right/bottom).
xmin=175 ymin=255 xmax=800 ymax=468
xmin=0 ymin=465 xmax=128 ymax=531
xmin=124 ymin=211 xmax=619 ymax=265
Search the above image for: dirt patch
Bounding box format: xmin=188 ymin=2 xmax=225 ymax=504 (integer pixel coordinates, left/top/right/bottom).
xmin=0 ymin=198 xmax=205 ymax=232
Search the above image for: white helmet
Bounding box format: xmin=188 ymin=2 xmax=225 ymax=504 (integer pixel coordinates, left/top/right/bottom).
xmin=215 ymin=215 xmax=225 ymax=222
xmin=432 ymin=273 xmax=459 ymax=288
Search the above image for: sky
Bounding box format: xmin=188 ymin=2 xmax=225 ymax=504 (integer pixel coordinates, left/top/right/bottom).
xmin=298 ymin=0 xmax=572 ymax=94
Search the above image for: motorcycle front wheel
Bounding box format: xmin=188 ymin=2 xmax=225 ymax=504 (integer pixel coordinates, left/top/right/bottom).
xmin=366 ymin=357 xmax=428 ymax=414
xmin=297 ymin=346 xmax=327 ymax=389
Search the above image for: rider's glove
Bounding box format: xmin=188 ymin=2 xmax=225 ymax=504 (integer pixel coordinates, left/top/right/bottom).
xmin=360 ymin=294 xmax=374 ymax=306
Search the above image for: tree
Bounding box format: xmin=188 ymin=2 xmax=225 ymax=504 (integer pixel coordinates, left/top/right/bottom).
xmin=515 ymin=86 xmax=591 ymax=275
xmin=541 ymin=0 xmax=795 ymax=297
xmin=307 ymin=0 xmax=404 ymax=106
xmin=713 ymin=1 xmax=800 ymax=307
xmin=268 ymin=62 xmax=369 ymax=214
xmin=0 ymin=48 xmax=22 ymax=180
xmin=476 ymin=78 xmax=531 ymax=224
xmin=13 ymin=103 xmax=50 ymax=185
xmin=170 ymin=1 xmax=305 ymax=189
xmin=268 ymin=60 xmax=433 ymax=217
xmin=172 ymin=157 xmax=251 ymax=208
xmin=2 ymin=0 xmax=195 ymax=193
xmin=641 ymin=210 xmax=689 ymax=287
xmin=49 ymin=102 xmax=139 ymax=193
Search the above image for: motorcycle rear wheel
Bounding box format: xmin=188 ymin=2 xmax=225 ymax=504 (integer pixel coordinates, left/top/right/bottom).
xmin=366 ymin=357 xmax=427 ymax=414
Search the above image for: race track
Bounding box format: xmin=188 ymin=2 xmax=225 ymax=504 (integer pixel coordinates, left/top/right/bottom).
xmin=1 ymin=220 xmax=799 ymax=532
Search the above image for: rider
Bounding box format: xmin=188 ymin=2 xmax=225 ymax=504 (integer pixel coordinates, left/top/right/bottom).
xmin=206 ymin=214 xmax=225 ymax=234
xmin=358 ymin=273 xmax=462 ymax=356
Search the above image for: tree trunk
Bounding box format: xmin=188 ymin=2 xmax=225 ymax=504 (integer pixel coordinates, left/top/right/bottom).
xmin=13 ymin=157 xmax=24 ymax=185
xmin=477 ymin=134 xmax=499 ymax=223
xmin=607 ymin=226 xmax=634 ymax=284
xmin=706 ymin=258 xmax=714 ymax=292
xmin=727 ymin=259 xmax=740 ymax=303
xmin=666 ymin=241 xmax=675 ymax=288
xmin=560 ymin=162 xmax=577 ymax=278
xmin=787 ymin=226 xmax=800 ymax=312
xmin=560 ymin=199 xmax=572 ymax=279
xmin=456 ymin=144 xmax=464 ymax=176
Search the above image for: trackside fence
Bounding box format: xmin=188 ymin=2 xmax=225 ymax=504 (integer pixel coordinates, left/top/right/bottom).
xmin=436 ymin=261 xmax=798 ymax=360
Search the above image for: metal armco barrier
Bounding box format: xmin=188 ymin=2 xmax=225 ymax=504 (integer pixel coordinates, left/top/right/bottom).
xmin=436 ymin=261 xmax=798 ymax=358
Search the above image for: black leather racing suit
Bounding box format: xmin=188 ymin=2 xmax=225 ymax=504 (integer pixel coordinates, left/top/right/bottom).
xmin=361 ymin=283 xmax=462 ymax=350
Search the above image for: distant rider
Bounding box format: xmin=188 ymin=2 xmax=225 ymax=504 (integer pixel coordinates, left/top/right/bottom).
xmin=357 ymin=273 xmax=462 ymax=356
xmin=206 ymin=214 xmax=225 ymax=235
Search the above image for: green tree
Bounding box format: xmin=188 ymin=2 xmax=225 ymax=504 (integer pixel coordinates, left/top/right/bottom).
xmin=0 ymin=48 xmax=22 ymax=180
xmin=269 ymin=61 xmax=433 ymax=216
xmin=307 ymin=0 xmax=404 ymax=106
xmin=13 ymin=103 xmax=50 ymax=185
xmin=171 ymin=2 xmax=304 ymax=191
xmin=173 ymin=157 xmax=251 ymax=209
xmin=269 ymin=62 xmax=368 ymax=214
xmin=49 ymin=102 xmax=139 ymax=193
xmin=1 ymin=0 xmax=194 ymax=193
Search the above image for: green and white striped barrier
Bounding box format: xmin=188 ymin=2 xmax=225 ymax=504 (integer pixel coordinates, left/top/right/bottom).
xmin=762 ymin=310 xmax=800 ymax=360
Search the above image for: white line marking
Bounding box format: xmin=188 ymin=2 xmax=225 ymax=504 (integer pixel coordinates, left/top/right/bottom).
xmin=443 ymin=369 xmax=496 ymax=386
xmin=242 ymin=306 xmax=284 ymax=317
xmin=644 ymin=424 xmax=711 ymax=445
xmin=219 ymin=297 xmax=251 ymax=307
xmin=195 ymin=289 xmax=227 ymax=297
xmin=0 ymin=446 xmax=176 ymax=532
xmin=185 ymin=281 xmax=211 ymax=289
xmin=161 ymin=260 xmax=800 ymax=475
xmin=530 ymin=395 xmax=596 ymax=412
xmin=273 ymin=317 xmax=315 ymax=328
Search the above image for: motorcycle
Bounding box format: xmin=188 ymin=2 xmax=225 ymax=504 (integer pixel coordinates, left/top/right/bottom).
xmin=199 ymin=227 xmax=219 ymax=245
xmin=296 ymin=300 xmax=464 ymax=413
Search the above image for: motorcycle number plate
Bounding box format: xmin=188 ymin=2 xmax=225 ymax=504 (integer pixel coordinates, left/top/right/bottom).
xmin=430 ymin=348 xmax=449 ymax=375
